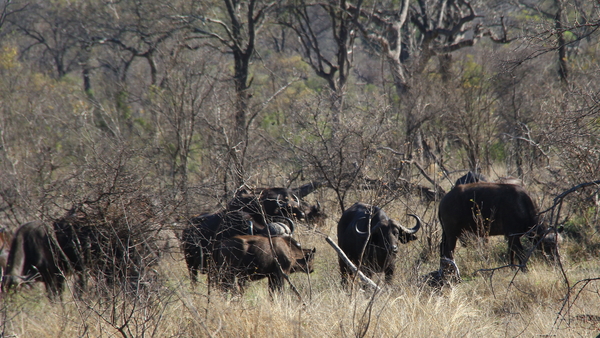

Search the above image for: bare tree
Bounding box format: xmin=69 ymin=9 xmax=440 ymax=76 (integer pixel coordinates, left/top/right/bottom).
xmin=8 ymin=1 xmax=89 ymax=79
xmin=280 ymin=0 xmax=357 ymax=134
xmin=347 ymin=0 xmax=485 ymax=166
xmin=187 ymin=0 xmax=277 ymax=188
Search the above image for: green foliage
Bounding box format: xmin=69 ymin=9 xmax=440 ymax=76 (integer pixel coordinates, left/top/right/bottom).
xmin=261 ymin=109 xmax=284 ymax=129
xmin=487 ymin=141 xmax=506 ymax=162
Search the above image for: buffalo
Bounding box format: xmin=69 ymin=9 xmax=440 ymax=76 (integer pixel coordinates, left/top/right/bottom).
xmin=215 ymin=235 xmax=315 ymax=294
xmin=3 ymin=205 xmax=166 ymax=298
xmin=1 ymin=221 xmax=77 ymax=298
xmin=439 ymin=182 xmax=551 ymax=276
xmin=337 ymin=202 xmax=422 ymax=286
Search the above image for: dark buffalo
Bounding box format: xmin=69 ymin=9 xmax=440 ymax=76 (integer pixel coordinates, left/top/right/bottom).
xmin=2 ymin=216 xmax=98 ymax=298
xmin=337 ymin=202 xmax=422 ymax=286
xmin=3 ymin=207 xmax=166 ymax=298
xmin=181 ymin=210 xmax=254 ymax=284
xmin=455 ymin=171 xmax=487 ymax=186
xmin=227 ymin=187 xmax=306 ymax=223
xmin=439 ymin=182 xmax=549 ymax=275
xmin=1 ymin=221 xmax=75 ymax=298
xmin=215 ymin=235 xmax=315 ymax=294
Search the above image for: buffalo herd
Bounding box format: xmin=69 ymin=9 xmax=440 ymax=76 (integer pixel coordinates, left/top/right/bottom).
xmin=0 ymin=176 xmax=566 ymax=298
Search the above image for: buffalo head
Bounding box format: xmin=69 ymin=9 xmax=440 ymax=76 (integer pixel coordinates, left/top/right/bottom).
xmin=353 ymin=213 xmax=421 ymax=253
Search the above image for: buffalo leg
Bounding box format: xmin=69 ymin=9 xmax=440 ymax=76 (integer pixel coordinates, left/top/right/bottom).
xmin=440 ymin=231 xmax=462 ymax=279
xmin=268 ymin=274 xmax=284 ymax=295
xmin=184 ymin=250 xmax=200 ymax=284
xmin=339 ymin=258 xmax=352 ymax=288
xmin=440 ymin=231 xmax=458 ymax=262
xmin=507 ymin=235 xmax=527 ymax=271
xmin=44 ymin=273 xmax=65 ymax=300
xmin=384 ymin=265 xmax=394 ymax=284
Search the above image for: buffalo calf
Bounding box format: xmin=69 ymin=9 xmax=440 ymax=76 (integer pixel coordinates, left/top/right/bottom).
xmin=182 ymin=210 xmax=254 ymax=285
xmin=216 ymin=235 xmax=315 ymax=295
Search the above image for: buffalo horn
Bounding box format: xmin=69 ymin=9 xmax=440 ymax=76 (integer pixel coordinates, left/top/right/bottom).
xmin=247 ymin=220 xmax=254 ymax=236
xmin=279 ymin=216 xmax=295 ymax=234
xmin=397 ymin=214 xmax=422 ymax=234
xmin=354 ymin=217 xmax=382 ymax=237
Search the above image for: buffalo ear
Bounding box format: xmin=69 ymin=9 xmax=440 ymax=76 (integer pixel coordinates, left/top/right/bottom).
xmin=312 ymin=248 xmax=316 ymax=253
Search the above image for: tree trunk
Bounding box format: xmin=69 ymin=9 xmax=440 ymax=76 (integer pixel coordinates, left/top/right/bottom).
xmin=555 ymin=0 xmax=568 ymax=86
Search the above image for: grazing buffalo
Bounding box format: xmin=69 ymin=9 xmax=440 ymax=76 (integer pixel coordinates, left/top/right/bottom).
xmin=181 ymin=210 xmax=254 ymax=284
xmin=455 ymin=171 xmax=487 ymax=186
xmin=2 ymin=216 xmax=97 ymax=298
xmin=215 ymin=235 xmax=315 ymax=294
xmin=227 ymin=187 xmax=306 ymax=223
xmin=1 ymin=221 xmax=73 ymax=298
xmin=337 ymin=203 xmax=422 ymax=286
xmin=439 ymin=182 xmax=549 ymax=274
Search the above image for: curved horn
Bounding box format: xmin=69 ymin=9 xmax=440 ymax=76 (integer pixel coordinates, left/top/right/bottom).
xmin=280 ymin=216 xmax=295 ymax=234
xmin=247 ymin=220 xmax=254 ymax=236
xmin=397 ymin=214 xmax=422 ymax=235
xmin=353 ymin=219 xmax=366 ymax=237
xmin=354 ymin=217 xmax=382 ymax=237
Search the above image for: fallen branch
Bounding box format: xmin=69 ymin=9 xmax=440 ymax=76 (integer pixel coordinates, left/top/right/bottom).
xmin=324 ymin=237 xmax=381 ymax=292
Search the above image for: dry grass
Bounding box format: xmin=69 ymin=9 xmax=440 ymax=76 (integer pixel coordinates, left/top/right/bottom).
xmin=1 ymin=199 xmax=600 ymax=338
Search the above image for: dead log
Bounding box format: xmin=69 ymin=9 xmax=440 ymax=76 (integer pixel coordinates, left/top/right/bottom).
xmin=324 ymin=236 xmax=382 ymax=291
